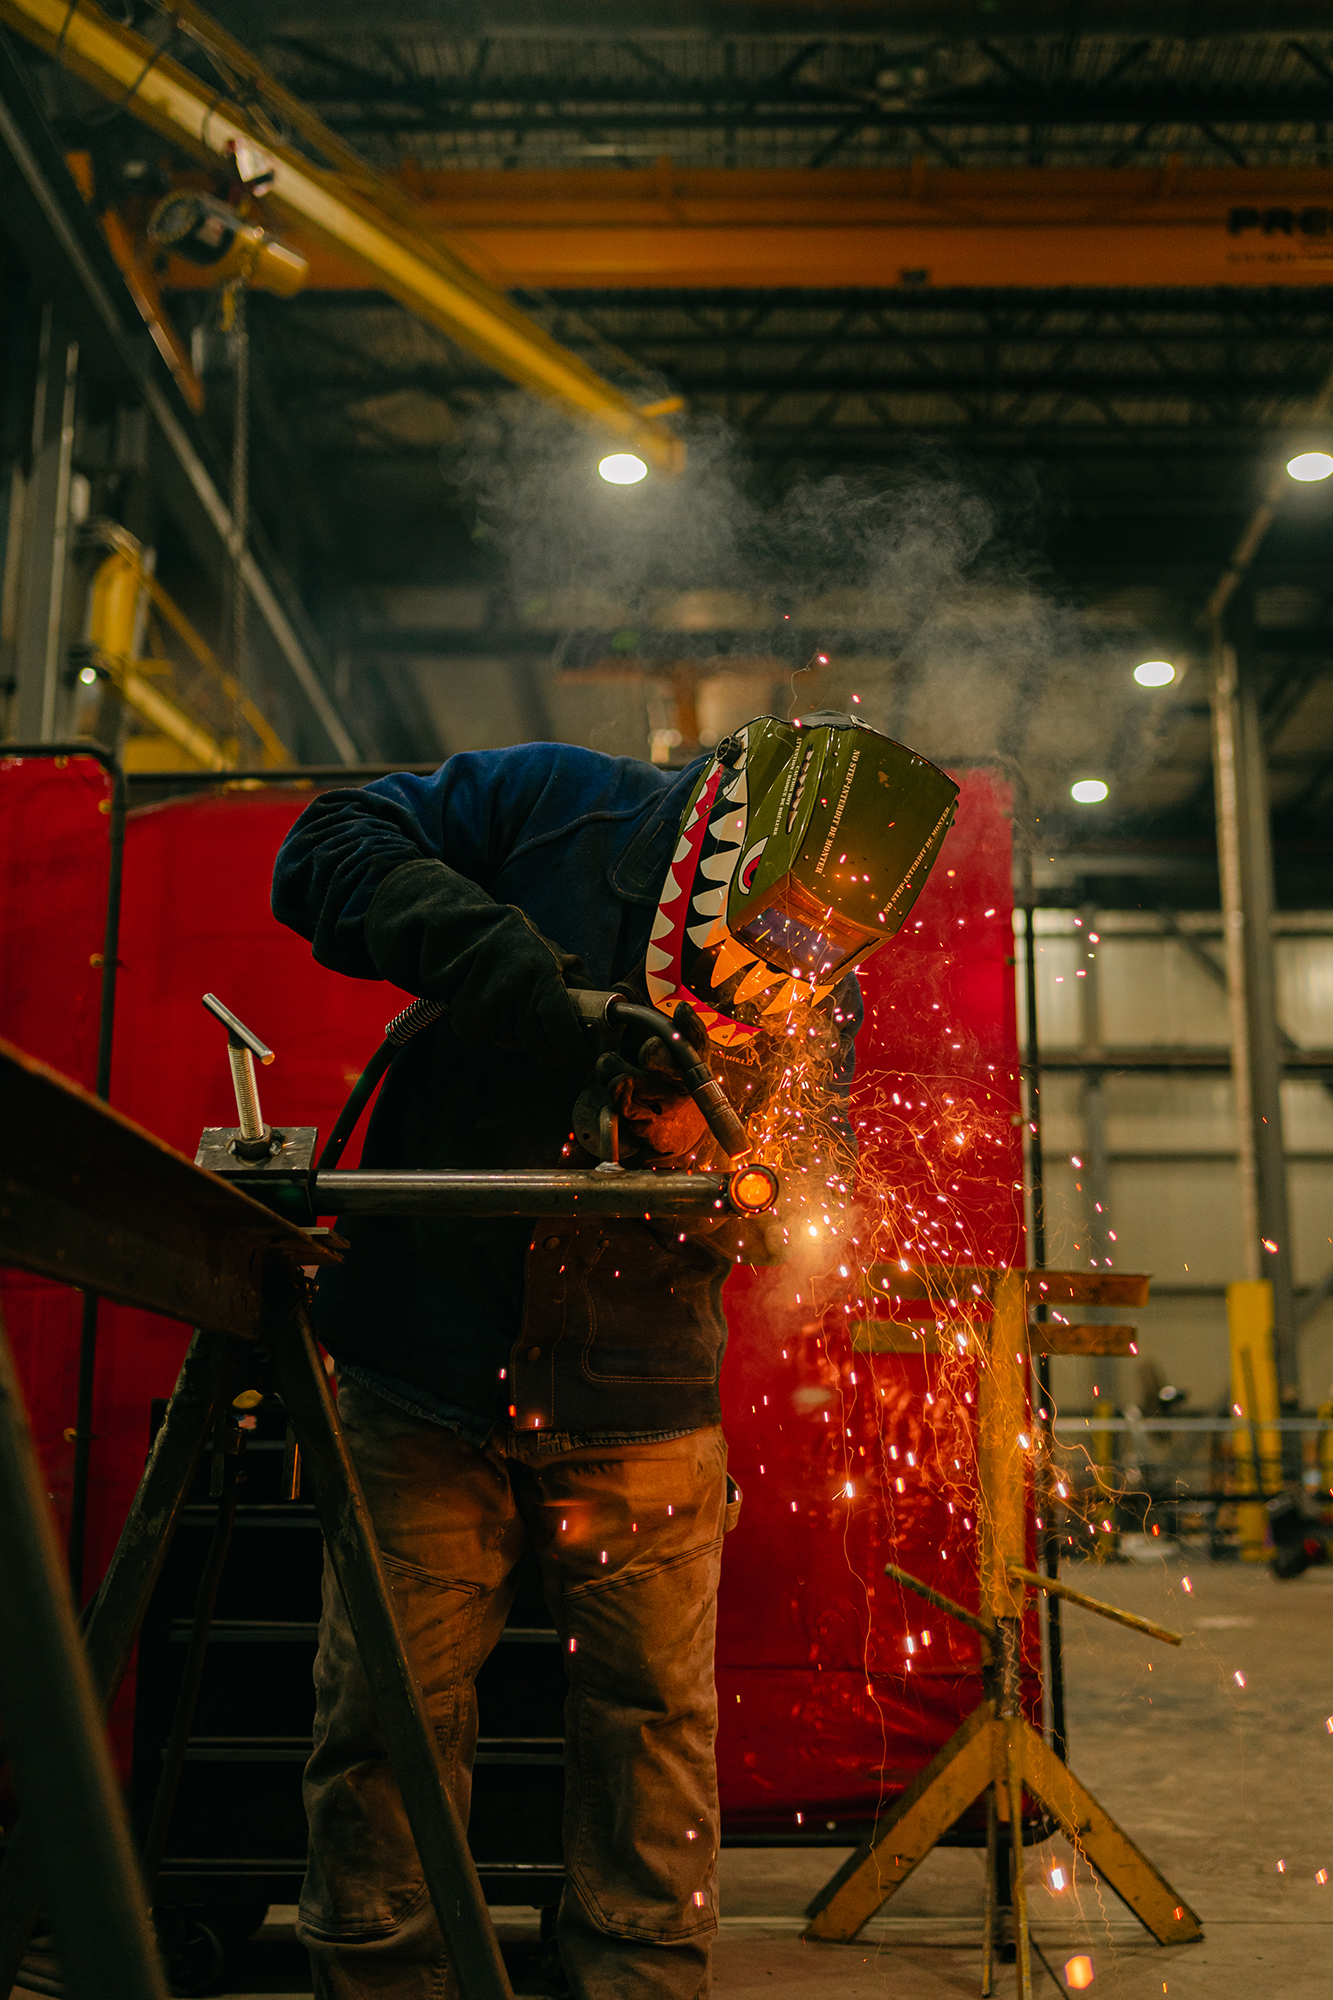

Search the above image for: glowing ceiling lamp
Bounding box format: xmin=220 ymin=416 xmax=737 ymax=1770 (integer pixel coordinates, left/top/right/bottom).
xmin=1133 ymin=659 xmax=1175 ymax=687
xmin=598 ymin=453 xmax=648 ymax=485
xmin=1070 ymin=779 xmax=1109 ymax=804
xmin=1286 ymin=451 xmax=1333 ymax=482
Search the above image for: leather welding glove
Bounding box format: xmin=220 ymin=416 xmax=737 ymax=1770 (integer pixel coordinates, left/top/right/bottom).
xmin=364 ymin=857 xmax=592 ymax=1069
xmin=594 ymin=1004 xmax=711 ymax=1161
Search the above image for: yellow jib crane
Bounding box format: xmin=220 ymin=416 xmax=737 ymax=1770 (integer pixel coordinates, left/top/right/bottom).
xmin=0 ymin=0 xmax=684 ymax=472
xmin=81 ymin=522 xmax=291 ymax=772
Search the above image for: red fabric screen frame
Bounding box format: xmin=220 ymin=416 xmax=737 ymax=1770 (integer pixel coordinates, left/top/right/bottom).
xmin=0 ymin=765 xmax=1035 ymax=1815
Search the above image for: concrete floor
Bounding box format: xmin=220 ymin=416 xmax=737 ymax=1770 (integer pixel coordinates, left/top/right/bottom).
xmin=93 ymin=1558 xmax=1333 ymax=1999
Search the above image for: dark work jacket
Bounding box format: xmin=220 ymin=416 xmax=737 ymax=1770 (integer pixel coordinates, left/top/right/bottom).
xmin=271 ymin=743 xmax=860 ymax=1442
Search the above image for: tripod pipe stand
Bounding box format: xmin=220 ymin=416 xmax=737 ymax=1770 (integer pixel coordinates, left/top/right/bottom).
xmin=803 ymin=1266 xmax=1203 ymax=1998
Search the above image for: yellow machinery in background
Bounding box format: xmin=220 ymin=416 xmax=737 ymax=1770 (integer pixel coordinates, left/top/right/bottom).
xmin=146 ymin=188 xmax=307 ymax=301
xmin=66 ymin=154 xmax=311 ymax=414
xmin=79 ymin=522 xmax=291 ymax=772
xmin=0 ymin=0 xmax=684 ymax=472
xmin=1227 ymin=1280 xmax=1283 ymax=1561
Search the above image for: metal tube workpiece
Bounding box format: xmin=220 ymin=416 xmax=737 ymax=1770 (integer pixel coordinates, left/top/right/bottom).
xmin=315 ymin=1167 xmax=766 ymax=1219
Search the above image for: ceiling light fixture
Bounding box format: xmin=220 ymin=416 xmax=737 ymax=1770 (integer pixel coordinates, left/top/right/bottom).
xmin=1133 ymin=659 xmax=1175 ymax=687
xmin=598 ymin=453 xmax=648 ymax=485
xmin=1070 ymin=779 xmax=1109 ymax=804
xmin=1286 ymin=451 xmax=1333 ymax=482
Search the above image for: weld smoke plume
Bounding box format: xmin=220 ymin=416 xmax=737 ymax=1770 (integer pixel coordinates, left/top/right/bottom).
xmin=446 ymin=401 xmax=1159 ymax=819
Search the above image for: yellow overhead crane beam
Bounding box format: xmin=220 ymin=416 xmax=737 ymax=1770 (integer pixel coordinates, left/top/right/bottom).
xmin=0 ymin=0 xmax=684 ymax=471
xmin=278 ymin=159 xmax=1333 ymax=293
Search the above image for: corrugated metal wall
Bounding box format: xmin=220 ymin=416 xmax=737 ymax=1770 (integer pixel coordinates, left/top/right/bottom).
xmin=1017 ymin=912 xmax=1333 ymax=1415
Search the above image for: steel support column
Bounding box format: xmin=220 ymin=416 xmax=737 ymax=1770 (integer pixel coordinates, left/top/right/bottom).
xmin=1210 ymin=588 xmax=1298 ymax=1410
xmin=0 ymin=38 xmax=363 ymax=762
xmin=10 ymin=300 xmax=77 ymax=741
xmin=1077 ymin=903 xmax=1114 ymax=1407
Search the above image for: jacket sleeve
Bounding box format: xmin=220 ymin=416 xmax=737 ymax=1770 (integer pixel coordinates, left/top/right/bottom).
xmin=271 ymin=751 xmax=594 ymax=1066
xmin=364 ymin=860 xmax=591 ymax=1065
xmin=270 ymin=746 xmax=571 ymax=982
xmin=271 ymin=784 xmax=439 ymax=980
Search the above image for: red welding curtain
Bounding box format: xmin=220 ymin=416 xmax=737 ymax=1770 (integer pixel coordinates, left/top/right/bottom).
xmin=0 ymin=780 xmax=408 ymax=1778
xmin=0 ymin=753 xmax=115 ymax=1546
xmin=95 ymin=790 xmax=413 ymax=1608
xmin=0 ymin=768 xmax=1033 ymax=1810
xmin=714 ymin=769 xmax=1037 ymax=1831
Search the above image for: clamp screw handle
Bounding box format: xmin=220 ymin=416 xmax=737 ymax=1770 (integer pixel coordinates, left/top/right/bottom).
xmin=202 ymin=992 xmax=274 ymax=1156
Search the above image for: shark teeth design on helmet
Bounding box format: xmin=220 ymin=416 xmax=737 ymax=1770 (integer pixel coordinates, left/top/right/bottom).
xmin=646 ymin=731 xmax=764 ymax=1044
xmin=645 ymin=710 xmax=958 ymax=1048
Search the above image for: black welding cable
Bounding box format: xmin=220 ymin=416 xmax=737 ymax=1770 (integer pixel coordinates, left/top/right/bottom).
xmin=318 ymin=989 xmax=750 ymax=1175
xmin=314 ymin=995 xmax=446 ymax=1176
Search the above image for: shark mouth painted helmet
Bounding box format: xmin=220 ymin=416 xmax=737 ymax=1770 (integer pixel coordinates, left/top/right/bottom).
xmin=646 ymin=712 xmax=960 ymax=1047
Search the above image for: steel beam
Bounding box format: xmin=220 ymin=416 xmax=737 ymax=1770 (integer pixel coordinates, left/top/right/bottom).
xmin=1076 ymin=902 xmax=1114 ymax=1409
xmin=0 ymin=1305 xmax=169 ymax=2000
xmin=0 ymin=1326 xmax=245 ymax=1993
xmin=317 ymin=1166 xmax=764 ymax=1218
xmin=217 ymin=163 xmax=1333 ymax=292
xmin=1037 ymin=1047 xmax=1333 ymax=1073
xmin=269 ymin=1293 xmax=514 ymax=2000
xmin=550 ymin=286 xmax=1333 ymax=325
xmin=282 ymin=362 xmax=1333 ymax=408
xmin=295 ymin=86 xmax=1332 ymax=140
xmin=205 ymin=2 xmax=1333 ymax=37
xmin=0 ymin=1037 xmax=332 ymax=1337
xmin=1210 ymin=593 xmax=1299 ymax=1410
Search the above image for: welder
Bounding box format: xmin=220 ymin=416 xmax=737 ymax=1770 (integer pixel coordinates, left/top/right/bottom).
xmin=271 ymin=712 xmax=956 ymax=2000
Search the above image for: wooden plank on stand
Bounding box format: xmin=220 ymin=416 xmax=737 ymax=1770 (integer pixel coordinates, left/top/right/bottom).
xmin=1026 ymin=1271 xmax=1150 ymax=1308
xmin=1032 ymin=1324 xmax=1139 ymax=1356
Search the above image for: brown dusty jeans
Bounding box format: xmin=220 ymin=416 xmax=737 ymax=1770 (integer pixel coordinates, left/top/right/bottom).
xmin=298 ymin=1379 xmax=735 ymax=2000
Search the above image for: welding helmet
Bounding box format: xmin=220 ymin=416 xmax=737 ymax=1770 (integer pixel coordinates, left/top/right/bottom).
xmin=646 ymin=713 xmax=959 ymax=1046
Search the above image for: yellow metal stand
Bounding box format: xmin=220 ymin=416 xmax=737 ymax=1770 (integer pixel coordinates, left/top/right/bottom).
xmin=807 ymin=1267 xmax=1203 ymax=1995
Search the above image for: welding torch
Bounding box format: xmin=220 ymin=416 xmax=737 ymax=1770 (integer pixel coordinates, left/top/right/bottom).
xmin=315 ymin=989 xmax=751 ymax=1173
xmin=202 ymin=988 xmax=778 ymax=1223
xmin=570 ymin=991 xmax=753 ymax=1165
xmin=306 ymin=985 xmax=774 ymax=1223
